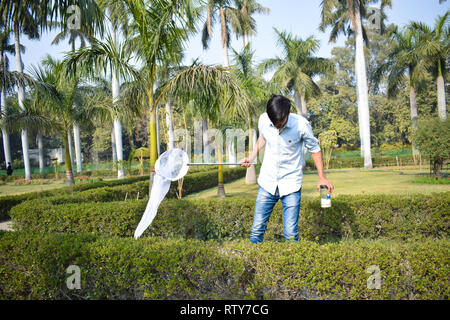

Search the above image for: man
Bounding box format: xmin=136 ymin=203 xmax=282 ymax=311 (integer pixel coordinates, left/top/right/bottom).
xmin=6 ymin=162 xmax=13 ymax=176
xmin=240 ymin=94 xmax=333 ymax=243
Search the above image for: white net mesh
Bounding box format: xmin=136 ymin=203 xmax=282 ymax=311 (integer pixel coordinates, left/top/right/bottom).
xmin=155 ymin=148 xmax=189 ymax=181
xmin=134 ymin=148 xmax=190 ymax=239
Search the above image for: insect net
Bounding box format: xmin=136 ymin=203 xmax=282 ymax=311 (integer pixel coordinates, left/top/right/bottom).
xmin=134 ymin=148 xmax=189 ymax=239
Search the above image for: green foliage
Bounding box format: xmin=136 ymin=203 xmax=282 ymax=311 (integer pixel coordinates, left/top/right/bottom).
xmin=318 ymin=130 xmax=337 ymax=170
xmin=12 ymin=159 xmax=24 ymax=169
xmin=0 ymin=175 xmax=149 ymax=221
xmin=411 ymin=176 xmax=450 ymax=185
xmin=413 ymin=118 xmax=450 ymax=178
xmin=0 ymin=232 xmax=448 ymax=299
xmin=304 ymin=154 xmax=430 ymax=170
xmin=11 ymin=193 xmax=450 ymax=242
xmin=0 ymin=166 xmax=247 ymax=221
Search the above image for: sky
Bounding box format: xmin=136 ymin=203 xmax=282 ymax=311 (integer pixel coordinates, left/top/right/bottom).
xmin=6 ymin=0 xmax=450 ymax=74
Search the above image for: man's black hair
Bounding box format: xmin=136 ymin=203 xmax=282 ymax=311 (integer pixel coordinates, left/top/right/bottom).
xmin=266 ymin=94 xmax=291 ymax=126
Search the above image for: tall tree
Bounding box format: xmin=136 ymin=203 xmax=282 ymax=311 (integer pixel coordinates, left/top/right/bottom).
xmin=410 ymin=11 xmax=449 ymax=121
xmin=231 ymin=44 xmax=268 ymax=183
xmin=320 ymin=0 xmax=392 ymax=169
xmin=2 ymin=3 xmax=39 ymax=179
xmin=67 ymin=0 xmax=248 ymax=193
xmin=1 ymin=0 xmax=103 ymax=179
xmin=52 ymin=22 xmax=95 ymax=174
xmin=374 ymin=25 xmax=428 ymax=162
xmin=228 ymin=0 xmax=269 ymax=46
xmin=0 ymin=26 xmax=16 ymax=169
xmin=259 ymin=28 xmax=334 ymax=116
xmin=28 ymin=56 xmax=96 ymax=185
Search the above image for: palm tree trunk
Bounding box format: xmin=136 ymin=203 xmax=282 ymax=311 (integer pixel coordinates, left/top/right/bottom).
xmin=243 ymin=32 xmax=249 ymax=47
xmin=294 ymin=91 xmax=304 ymax=115
xmin=113 ymin=118 xmax=125 ymax=178
xmin=111 ymin=25 xmax=125 ymax=178
xmin=410 ymin=84 xmax=420 ymax=163
xmin=202 ymin=118 xmax=210 ymax=162
xmin=149 ymin=106 xmax=158 ymax=191
xmin=245 ymin=116 xmax=256 ymax=184
xmin=111 ymin=122 xmax=117 ymax=163
xmin=353 ymin=6 xmax=373 ymax=169
xmin=294 ymin=91 xmax=308 ymax=167
xmin=217 ymin=145 xmax=226 ymax=197
xmin=156 ymin=105 xmax=161 ymax=156
xmin=63 ymin=131 xmax=74 ymax=185
xmin=14 ymin=21 xmax=31 ymax=180
xmin=1 ymin=89 xmax=11 ymax=169
xmin=220 ymin=6 xmax=230 ymax=67
xmin=227 ymin=138 xmax=237 ymax=168
xmin=165 ymin=101 xmax=175 ymax=149
xmin=437 ymin=60 xmax=446 ymax=120
xmin=301 ymin=95 xmax=308 ymax=115
xmin=73 ymin=123 xmax=82 ymax=173
xmin=37 ymin=131 xmax=44 ymax=173
xmin=67 ymin=128 xmax=75 ymax=175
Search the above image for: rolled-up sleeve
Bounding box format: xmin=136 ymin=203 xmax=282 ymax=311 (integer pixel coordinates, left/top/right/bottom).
xmin=258 ymin=114 xmax=265 ymax=140
xmin=302 ymin=121 xmax=321 ymax=153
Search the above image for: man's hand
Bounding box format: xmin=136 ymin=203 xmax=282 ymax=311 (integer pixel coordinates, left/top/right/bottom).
xmin=239 ymin=157 xmax=251 ymax=167
xmin=317 ymin=177 xmax=334 ymax=194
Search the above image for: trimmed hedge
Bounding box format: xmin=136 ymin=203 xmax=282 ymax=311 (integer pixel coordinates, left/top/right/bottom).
xmin=0 ymin=175 xmax=149 ymax=221
xmin=0 ymin=232 xmax=448 ymax=299
xmin=0 ymin=166 xmax=249 ymax=221
xmin=11 ymin=192 xmax=450 ymax=242
xmin=305 ymin=155 xmax=431 ymax=169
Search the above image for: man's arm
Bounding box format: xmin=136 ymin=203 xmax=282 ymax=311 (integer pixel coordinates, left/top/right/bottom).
xmin=240 ymin=135 xmax=265 ymax=167
xmin=310 ymin=151 xmax=334 ymax=193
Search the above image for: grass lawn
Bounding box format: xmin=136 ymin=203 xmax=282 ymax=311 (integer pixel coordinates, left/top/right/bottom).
xmin=187 ymin=165 xmax=450 ymax=199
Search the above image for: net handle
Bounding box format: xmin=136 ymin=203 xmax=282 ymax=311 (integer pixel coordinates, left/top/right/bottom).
xmin=188 ymin=162 xmax=256 ymax=165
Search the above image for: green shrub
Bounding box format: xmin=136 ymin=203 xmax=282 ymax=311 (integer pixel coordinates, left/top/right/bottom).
xmin=0 ymin=175 xmax=149 ymax=221
xmin=0 ymin=232 xmax=448 ymax=299
xmin=11 ymin=193 xmax=450 ymax=242
xmin=0 ymin=166 xmax=248 ymax=221
xmin=305 ymin=155 xmax=431 ymax=170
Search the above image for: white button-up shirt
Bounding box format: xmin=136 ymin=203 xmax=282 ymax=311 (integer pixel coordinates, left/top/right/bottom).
xmin=257 ymin=112 xmax=321 ymax=197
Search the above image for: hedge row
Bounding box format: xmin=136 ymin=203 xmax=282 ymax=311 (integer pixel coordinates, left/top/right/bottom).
xmin=0 ymin=175 xmax=149 ymax=221
xmin=11 ymin=192 xmax=450 ymax=242
xmin=0 ymin=166 xmax=249 ymax=221
xmin=0 ymin=231 xmax=447 ymax=299
xmin=305 ymin=155 xmax=431 ymax=169
xmin=0 ymin=164 xmax=221 ymax=182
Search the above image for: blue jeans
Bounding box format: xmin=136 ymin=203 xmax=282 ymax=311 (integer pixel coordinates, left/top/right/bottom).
xmin=249 ymin=186 xmax=302 ymax=243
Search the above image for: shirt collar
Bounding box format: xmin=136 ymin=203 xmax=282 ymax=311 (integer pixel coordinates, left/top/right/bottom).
xmin=269 ymin=114 xmax=293 ymax=130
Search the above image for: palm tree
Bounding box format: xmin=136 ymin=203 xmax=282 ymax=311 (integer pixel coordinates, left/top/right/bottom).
xmin=374 ymin=26 xmax=428 ymax=162
xmin=1 ymin=3 xmax=39 ymax=180
xmin=228 ymin=0 xmax=269 ymax=46
xmin=320 ymin=0 xmax=392 ymax=169
xmin=96 ymin=0 xmax=132 ymax=178
xmin=259 ymin=29 xmax=334 ymax=116
xmin=64 ymin=33 xmax=140 ymax=178
xmin=259 ymin=29 xmax=333 ymax=168
xmin=67 ymin=0 xmax=248 ymax=192
xmin=410 ymin=11 xmax=449 ymax=120
xmin=231 ymin=44 xmax=267 ymax=183
xmin=1 ymin=0 xmax=103 ymax=179
xmin=52 ymin=23 xmax=95 ymax=174
xmin=28 ymin=56 xmax=94 ymax=185
xmin=0 ymin=26 xmax=17 ymax=169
